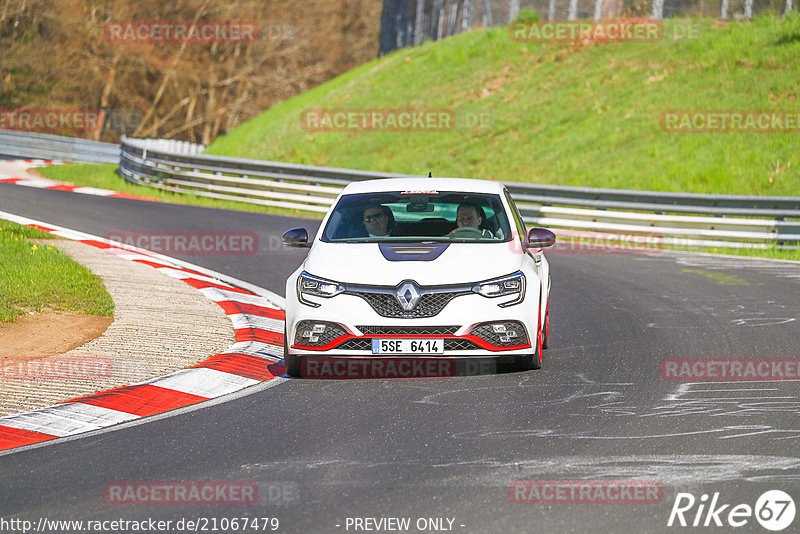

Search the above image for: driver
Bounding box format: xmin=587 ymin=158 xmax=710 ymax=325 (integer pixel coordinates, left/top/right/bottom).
xmin=453 ymin=202 xmax=493 ymax=238
xmin=362 ymin=205 xmax=394 ymax=237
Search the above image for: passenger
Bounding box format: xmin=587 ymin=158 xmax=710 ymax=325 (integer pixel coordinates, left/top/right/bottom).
xmin=362 ymin=205 xmax=395 ymax=237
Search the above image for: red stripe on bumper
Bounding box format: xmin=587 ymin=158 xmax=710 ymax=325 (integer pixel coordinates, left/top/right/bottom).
xmin=294 ymin=334 xmax=531 ymax=352
xmin=0 ymin=425 xmax=57 ymax=451
xmin=71 ymin=384 xmax=208 ymax=417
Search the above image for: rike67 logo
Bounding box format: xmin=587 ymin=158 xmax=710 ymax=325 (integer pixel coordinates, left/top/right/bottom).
xmin=668 ymin=490 xmax=795 ymax=531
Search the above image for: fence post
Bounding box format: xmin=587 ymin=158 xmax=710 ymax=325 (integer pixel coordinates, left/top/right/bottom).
xmin=721 ymin=0 xmax=729 ymax=19
xmin=744 ymin=0 xmax=753 ymax=18
xmin=568 ymin=0 xmax=578 ymax=20
xmin=652 ymin=0 xmax=664 ymax=20
xmin=433 ymin=0 xmax=443 ymax=39
xmin=548 ymin=0 xmax=556 ymax=21
xmin=414 ymin=0 xmax=425 ymax=45
xmin=593 ymin=0 xmax=603 ymax=21
xmin=378 ymin=0 xmax=397 ymax=55
xmin=448 ymin=2 xmax=459 ymax=36
xmin=509 ymin=0 xmax=520 ymax=22
xmin=786 ymin=0 xmax=793 ymax=14
xmin=462 ymin=0 xmax=473 ymax=31
xmin=482 ymin=0 xmax=492 ymax=26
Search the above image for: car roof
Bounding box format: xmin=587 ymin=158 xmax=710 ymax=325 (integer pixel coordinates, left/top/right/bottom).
xmin=340 ymin=177 xmax=506 ymax=195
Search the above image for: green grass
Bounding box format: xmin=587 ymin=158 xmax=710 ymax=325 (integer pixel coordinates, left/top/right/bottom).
xmin=0 ymin=219 xmax=114 ymax=323
xmin=37 ymin=164 xmax=321 ymax=219
xmin=697 ymin=244 xmax=800 ymax=261
xmin=207 ymin=15 xmax=800 ymax=197
xmin=32 ymin=16 xmax=800 ymax=261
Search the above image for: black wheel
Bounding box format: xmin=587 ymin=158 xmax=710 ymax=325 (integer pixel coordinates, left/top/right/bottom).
xmin=283 ymin=327 xmax=301 ymax=377
xmin=517 ymin=320 xmax=543 ymax=371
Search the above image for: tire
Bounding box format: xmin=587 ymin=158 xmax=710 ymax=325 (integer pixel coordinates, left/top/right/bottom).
xmin=542 ymin=305 xmax=550 ymax=350
xmin=517 ymin=319 xmax=543 ymax=371
xmin=283 ymin=327 xmax=301 ymax=377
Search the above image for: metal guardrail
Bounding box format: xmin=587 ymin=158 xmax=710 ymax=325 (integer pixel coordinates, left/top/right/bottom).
xmin=114 ymin=136 xmax=796 ymax=250
xmin=0 ymin=130 xmax=120 ymax=164
xmin=2 ymin=132 xmax=795 ymax=249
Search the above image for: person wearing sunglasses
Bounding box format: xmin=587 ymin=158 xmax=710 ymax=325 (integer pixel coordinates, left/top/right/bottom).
xmin=362 ymin=205 xmax=395 ymax=237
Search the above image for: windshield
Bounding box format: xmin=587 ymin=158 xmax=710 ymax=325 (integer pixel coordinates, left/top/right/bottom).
xmin=321 ymin=191 xmax=512 ymax=243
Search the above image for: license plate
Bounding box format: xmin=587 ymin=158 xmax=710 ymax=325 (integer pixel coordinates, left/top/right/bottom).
xmin=371 ymin=338 xmax=444 ymax=355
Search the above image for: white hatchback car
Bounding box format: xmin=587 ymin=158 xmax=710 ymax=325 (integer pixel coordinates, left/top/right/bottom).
xmin=282 ymin=177 xmax=555 ymax=377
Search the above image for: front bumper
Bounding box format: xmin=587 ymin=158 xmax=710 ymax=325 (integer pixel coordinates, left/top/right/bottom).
xmin=286 ymin=292 xmax=537 ymax=359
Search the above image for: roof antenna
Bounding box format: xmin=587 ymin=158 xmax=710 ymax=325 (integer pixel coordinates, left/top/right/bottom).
xmin=428 ymin=171 xmax=432 ymax=177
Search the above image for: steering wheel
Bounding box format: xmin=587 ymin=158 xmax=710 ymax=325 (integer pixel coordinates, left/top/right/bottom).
xmin=450 ymin=226 xmax=485 ymax=238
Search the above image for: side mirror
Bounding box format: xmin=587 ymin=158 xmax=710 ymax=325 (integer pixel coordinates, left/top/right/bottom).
xmin=282 ymin=228 xmax=312 ymax=248
xmin=525 ymin=228 xmax=556 ymax=249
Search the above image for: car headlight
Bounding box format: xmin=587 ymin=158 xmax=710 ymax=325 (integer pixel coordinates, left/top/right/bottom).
xmin=473 ymin=271 xmax=526 ymax=307
xmin=297 ymin=271 xmax=345 ymax=307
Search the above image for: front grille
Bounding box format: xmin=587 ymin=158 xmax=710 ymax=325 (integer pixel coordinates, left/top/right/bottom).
xmin=333 ymin=337 xmax=481 ymax=351
xmin=357 ymin=325 xmax=459 ymax=336
xmin=470 ymin=321 xmax=528 ymax=347
xmin=348 ymin=290 xmax=471 ymax=318
xmin=294 ymin=321 xmax=347 ymax=347
xmin=337 ymin=339 xmax=373 ymax=351
xmin=444 ymin=339 xmax=481 ymax=350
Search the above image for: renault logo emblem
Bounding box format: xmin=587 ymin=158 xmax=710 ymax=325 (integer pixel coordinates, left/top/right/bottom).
xmin=395 ymin=281 xmax=421 ymax=311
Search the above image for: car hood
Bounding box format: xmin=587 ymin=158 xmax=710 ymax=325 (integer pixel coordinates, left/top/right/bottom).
xmin=303 ymin=241 xmax=524 ymax=286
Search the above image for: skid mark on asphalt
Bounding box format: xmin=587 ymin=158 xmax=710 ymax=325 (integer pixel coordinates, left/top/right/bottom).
xmin=569 ymin=380 xmax=800 ymax=441
xmin=637 ymin=295 xmax=799 ymax=329
xmin=643 ymin=382 xmax=800 ymax=418
xmin=636 ymin=251 xmax=800 ymax=285
xmin=410 ymin=372 xmax=633 ymax=408
xmin=239 ymin=455 xmax=800 ymax=486
xmin=408 ymin=372 xmax=800 ymax=442
xmin=448 ymin=455 xmax=800 ymax=486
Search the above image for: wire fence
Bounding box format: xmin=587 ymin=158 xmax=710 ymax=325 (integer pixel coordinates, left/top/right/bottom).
xmin=378 ymin=0 xmax=796 ymax=54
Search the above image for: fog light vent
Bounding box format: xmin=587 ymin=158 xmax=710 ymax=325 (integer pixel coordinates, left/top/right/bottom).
xmin=471 ymin=321 xmax=529 ymax=347
xmin=294 ymin=321 xmax=347 ymax=347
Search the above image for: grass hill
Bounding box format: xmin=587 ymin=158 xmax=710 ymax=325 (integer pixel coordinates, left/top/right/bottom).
xmin=207 ymin=15 xmax=800 ymax=197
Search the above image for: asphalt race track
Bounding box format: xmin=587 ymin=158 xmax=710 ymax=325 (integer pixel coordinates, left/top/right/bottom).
xmin=1 ymin=183 xmax=799 ymax=533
